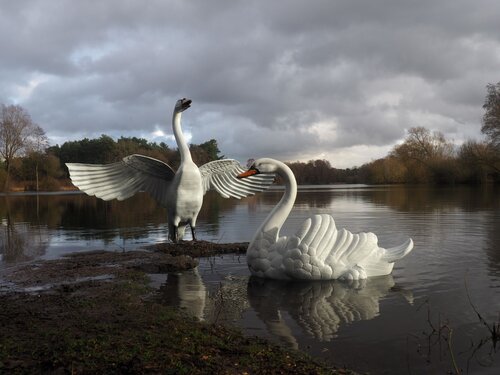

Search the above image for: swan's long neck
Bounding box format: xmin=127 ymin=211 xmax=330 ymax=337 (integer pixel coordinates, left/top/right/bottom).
xmin=172 ymin=110 xmax=192 ymax=163
xmin=256 ymin=160 xmax=297 ymax=241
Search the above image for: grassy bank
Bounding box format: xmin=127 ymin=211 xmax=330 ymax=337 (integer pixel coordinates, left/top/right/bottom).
xmin=0 ymin=244 xmax=352 ymax=374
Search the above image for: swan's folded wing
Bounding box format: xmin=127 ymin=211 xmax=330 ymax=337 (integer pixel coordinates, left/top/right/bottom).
xmin=66 ymin=154 xmax=175 ymax=207
xmin=282 ymin=214 xmax=379 ymax=279
xmin=199 ymin=159 xmax=275 ymax=198
xmin=282 ymin=214 xmax=338 ymax=279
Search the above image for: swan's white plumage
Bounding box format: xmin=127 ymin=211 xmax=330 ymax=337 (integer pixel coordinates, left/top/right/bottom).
xmin=241 ymin=158 xmax=414 ymax=281
xmin=199 ymin=159 xmax=274 ymax=198
xmin=66 ymin=99 xmax=275 ymax=242
xmin=66 ymin=155 xmax=175 ymax=206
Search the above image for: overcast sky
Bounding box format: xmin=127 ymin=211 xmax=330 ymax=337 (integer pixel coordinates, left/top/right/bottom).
xmin=1 ymin=1 xmax=499 ymax=168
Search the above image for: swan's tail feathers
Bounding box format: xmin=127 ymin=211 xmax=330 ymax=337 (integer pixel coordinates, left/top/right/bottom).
xmin=382 ymin=238 xmax=414 ymax=263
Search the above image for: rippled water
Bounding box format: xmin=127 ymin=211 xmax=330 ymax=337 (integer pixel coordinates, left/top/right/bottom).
xmin=1 ymin=185 xmax=499 ymax=374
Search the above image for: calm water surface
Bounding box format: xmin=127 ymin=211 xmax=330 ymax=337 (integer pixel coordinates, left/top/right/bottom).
xmin=1 ymin=185 xmax=499 ymax=374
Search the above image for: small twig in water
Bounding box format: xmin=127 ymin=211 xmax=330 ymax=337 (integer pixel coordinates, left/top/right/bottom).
xmin=443 ymin=325 xmax=460 ymax=374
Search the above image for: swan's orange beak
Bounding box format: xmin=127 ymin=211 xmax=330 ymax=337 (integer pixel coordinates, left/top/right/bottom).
xmin=237 ymin=169 xmax=258 ymax=179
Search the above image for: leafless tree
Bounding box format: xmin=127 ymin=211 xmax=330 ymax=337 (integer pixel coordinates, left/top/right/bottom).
xmin=0 ymin=104 xmax=46 ymax=190
xmin=392 ymin=127 xmax=455 ymax=164
xmin=26 ymin=125 xmax=49 ymax=191
xmin=391 ymin=127 xmax=457 ymax=183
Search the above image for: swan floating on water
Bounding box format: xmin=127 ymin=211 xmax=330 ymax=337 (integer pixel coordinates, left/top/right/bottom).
xmin=66 ymin=98 xmax=274 ymax=242
xmin=238 ymin=158 xmax=414 ymax=280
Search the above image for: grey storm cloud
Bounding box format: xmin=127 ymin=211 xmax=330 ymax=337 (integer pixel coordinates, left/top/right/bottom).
xmin=1 ymin=0 xmax=499 ymax=168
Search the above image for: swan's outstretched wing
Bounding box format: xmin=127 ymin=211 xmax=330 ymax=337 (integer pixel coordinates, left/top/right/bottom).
xmin=66 ymin=154 xmax=175 ymax=206
xmin=199 ymin=159 xmax=275 ymax=198
xmin=282 ymin=214 xmax=412 ymax=280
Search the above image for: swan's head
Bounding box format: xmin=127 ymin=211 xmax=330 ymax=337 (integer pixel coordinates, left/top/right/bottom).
xmin=237 ymin=158 xmax=278 ymax=178
xmin=175 ymin=98 xmax=192 ymax=113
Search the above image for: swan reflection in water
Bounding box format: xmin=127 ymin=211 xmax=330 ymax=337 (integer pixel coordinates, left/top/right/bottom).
xmin=156 ymin=267 xmax=413 ymax=348
xmin=247 ymin=276 xmax=412 ymax=348
xmin=156 ymin=269 xmax=207 ymax=320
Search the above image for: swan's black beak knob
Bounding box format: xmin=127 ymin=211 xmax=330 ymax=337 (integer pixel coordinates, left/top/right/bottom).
xmin=176 ymin=98 xmax=192 ymax=112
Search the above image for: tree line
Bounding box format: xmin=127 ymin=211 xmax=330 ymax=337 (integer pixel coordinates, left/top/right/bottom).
xmin=358 ymin=82 xmax=499 ymax=184
xmin=281 ymin=82 xmax=500 ymax=185
xmin=0 ymin=106 xmax=223 ymax=191
xmin=358 ymin=126 xmax=499 ymax=184
xmin=1 ymin=82 xmax=499 ymax=191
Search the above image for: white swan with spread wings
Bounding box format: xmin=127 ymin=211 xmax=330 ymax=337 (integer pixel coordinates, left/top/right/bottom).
xmin=66 ymin=98 xmax=274 ymax=242
xmin=238 ymin=158 xmax=413 ymax=280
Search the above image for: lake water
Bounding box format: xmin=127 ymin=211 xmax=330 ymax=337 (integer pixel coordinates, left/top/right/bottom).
xmin=1 ymin=185 xmax=499 ymax=374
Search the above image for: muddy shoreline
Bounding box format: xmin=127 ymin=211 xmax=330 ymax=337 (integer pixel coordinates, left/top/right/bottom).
xmin=0 ymin=241 xmax=353 ymax=374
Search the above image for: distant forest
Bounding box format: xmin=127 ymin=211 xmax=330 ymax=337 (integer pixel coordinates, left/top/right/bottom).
xmin=0 ymin=82 xmax=499 ymax=191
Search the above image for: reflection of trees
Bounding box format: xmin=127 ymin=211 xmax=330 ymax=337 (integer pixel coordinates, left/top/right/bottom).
xmin=0 ymin=193 xmax=171 ymax=244
xmin=1 ymin=193 xmax=166 ymax=228
xmin=294 ymin=191 xmax=336 ymax=208
xmin=247 ymin=276 xmax=402 ymax=347
xmin=0 ymin=214 xmax=48 ymax=263
xmin=0 ymin=190 xmax=252 ymax=249
xmin=196 ymin=191 xmax=231 ymax=235
xmin=0 ymin=196 xmax=49 ymax=263
xmin=239 ymin=189 xmax=337 ymax=211
xmin=485 ymin=212 xmax=500 ymax=275
xmin=251 ymin=185 xmax=500 ymax=214
xmin=369 ymin=185 xmax=500 ymax=213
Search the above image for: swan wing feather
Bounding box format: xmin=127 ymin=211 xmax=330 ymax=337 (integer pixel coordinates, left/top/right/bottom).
xmin=283 ymin=214 xmax=384 ymax=279
xmin=66 ymin=154 xmax=175 ymax=206
xmin=199 ymin=159 xmax=275 ymax=198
